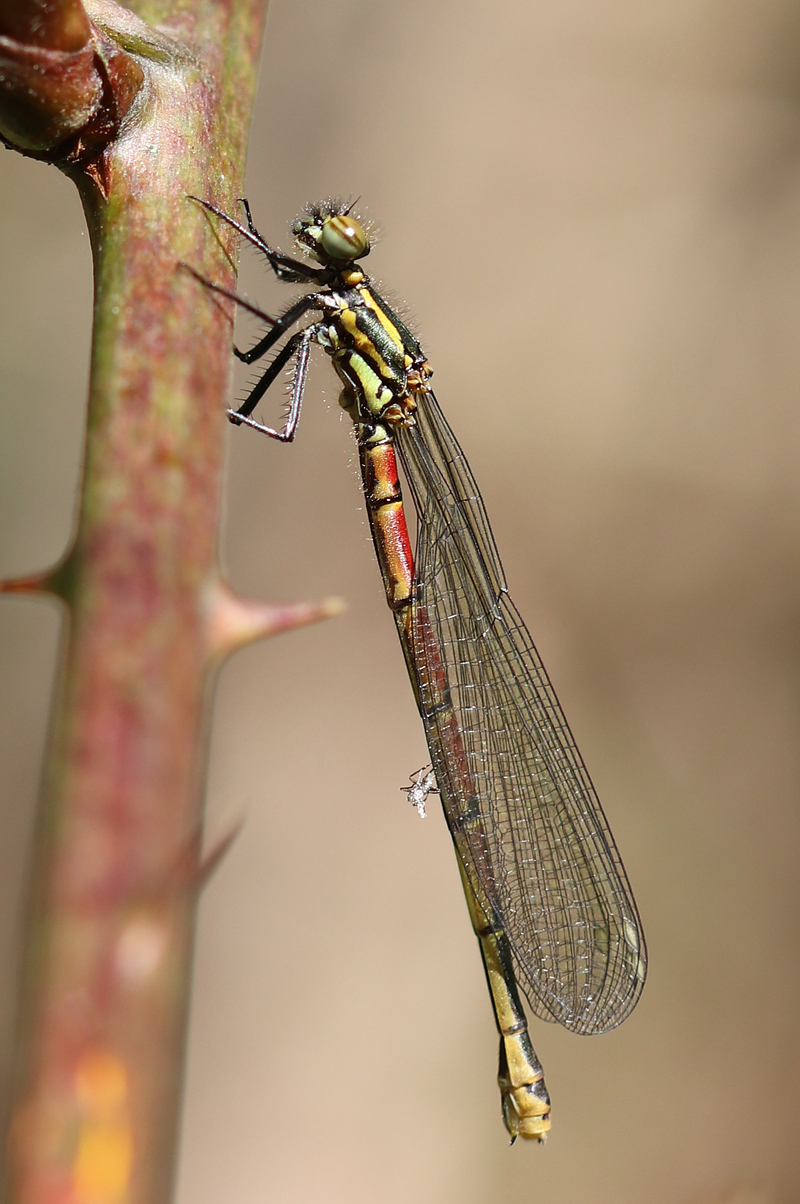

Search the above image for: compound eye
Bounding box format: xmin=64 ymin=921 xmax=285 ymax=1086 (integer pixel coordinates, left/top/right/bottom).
xmin=320 ymin=214 xmax=369 ymax=261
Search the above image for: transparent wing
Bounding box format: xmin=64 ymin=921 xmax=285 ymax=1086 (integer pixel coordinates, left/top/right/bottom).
xmin=395 ymin=391 xmax=646 ymax=1034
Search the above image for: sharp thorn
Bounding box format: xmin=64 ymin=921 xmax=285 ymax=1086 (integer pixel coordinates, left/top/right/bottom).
xmin=195 ymin=820 xmax=244 ymax=891
xmin=204 ymin=579 xmax=345 ymax=660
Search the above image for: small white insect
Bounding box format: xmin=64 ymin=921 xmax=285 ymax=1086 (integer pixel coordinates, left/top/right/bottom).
xmin=401 ymin=766 xmax=439 ymax=819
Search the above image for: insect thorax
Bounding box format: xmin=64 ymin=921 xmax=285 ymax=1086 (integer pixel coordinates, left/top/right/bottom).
xmin=321 ymin=283 xmax=431 ymax=430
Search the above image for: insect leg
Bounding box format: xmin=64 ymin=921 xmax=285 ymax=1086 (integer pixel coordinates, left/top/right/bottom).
xmin=235 ymin=294 xmax=320 ymax=365
xmin=240 ymin=199 xmax=328 ymax=283
xmin=183 ymin=261 xmax=322 ymax=368
xmin=236 ymin=199 xmax=318 ymax=276
xmin=189 ymin=196 xmax=326 ymax=283
xmin=229 ymin=324 xmax=316 ymax=442
xmin=237 ymin=198 xmax=312 ymax=276
xmin=239 ymin=198 xmax=269 ymax=249
xmin=180 ymin=262 xmax=279 ymax=326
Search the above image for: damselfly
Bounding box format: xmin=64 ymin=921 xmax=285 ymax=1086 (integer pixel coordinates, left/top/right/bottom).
xmin=188 ymin=197 xmax=647 ymax=1142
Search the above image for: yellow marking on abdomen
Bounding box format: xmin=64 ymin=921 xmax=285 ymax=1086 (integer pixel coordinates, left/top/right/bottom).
xmin=348 ymin=353 xmax=393 ymax=416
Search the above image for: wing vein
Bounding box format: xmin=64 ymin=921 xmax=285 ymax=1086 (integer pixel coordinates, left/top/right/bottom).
xmin=395 ymin=392 xmax=646 ymax=1034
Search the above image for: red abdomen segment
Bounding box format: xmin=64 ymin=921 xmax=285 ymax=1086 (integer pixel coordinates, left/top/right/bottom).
xmin=360 ymin=437 xmax=415 ymax=611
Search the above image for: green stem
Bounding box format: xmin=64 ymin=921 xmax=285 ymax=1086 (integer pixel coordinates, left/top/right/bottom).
xmin=0 ymin=0 xmax=275 ymax=1199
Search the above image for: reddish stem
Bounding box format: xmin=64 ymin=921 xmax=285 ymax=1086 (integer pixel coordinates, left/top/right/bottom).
xmin=0 ymin=0 xmax=283 ymax=1202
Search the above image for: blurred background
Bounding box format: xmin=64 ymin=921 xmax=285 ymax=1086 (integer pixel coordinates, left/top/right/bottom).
xmin=2 ymin=0 xmax=800 ymax=1201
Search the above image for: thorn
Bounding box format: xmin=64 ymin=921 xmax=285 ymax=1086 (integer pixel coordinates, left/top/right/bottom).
xmin=195 ymin=820 xmax=244 ymax=891
xmin=0 ymin=551 xmax=75 ymax=602
xmin=158 ymin=820 xmax=241 ymax=897
xmin=0 ymin=571 xmax=53 ymax=596
xmin=204 ymin=579 xmax=345 ymax=660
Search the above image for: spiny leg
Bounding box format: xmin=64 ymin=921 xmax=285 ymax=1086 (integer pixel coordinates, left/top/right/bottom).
xmin=235 ymin=294 xmax=321 ymax=366
xmin=229 ymin=324 xmax=316 ymax=441
xmin=182 ymin=261 xmax=324 ymax=373
xmin=237 ymin=198 xmax=313 ymax=279
xmin=239 ymin=198 xmax=264 ymax=244
xmin=180 ymin=262 xmax=280 ymax=327
xmin=188 ymin=196 xmax=326 ymax=283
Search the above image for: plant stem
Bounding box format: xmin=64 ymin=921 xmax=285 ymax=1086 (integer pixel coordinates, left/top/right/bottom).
xmin=0 ymin=0 xmax=339 ymax=1201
